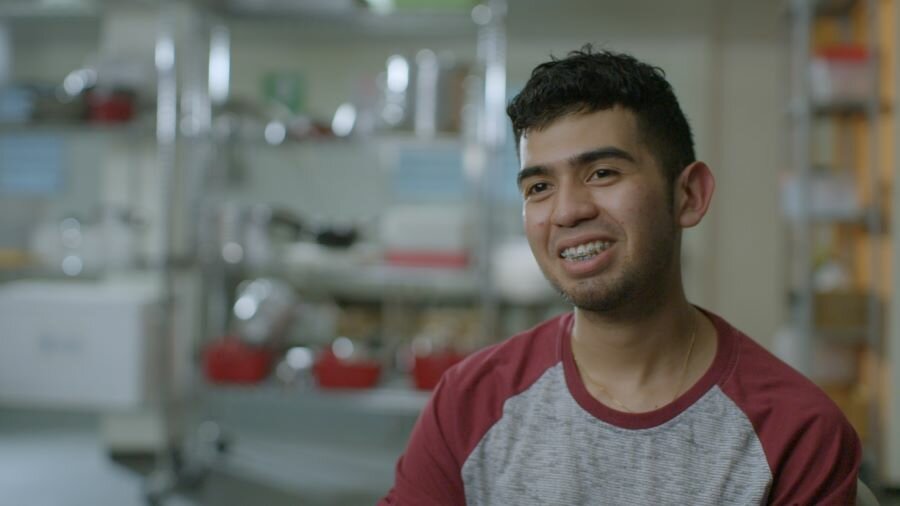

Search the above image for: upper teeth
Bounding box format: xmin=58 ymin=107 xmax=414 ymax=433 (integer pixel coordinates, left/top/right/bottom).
xmin=560 ymin=240 xmax=611 ymax=259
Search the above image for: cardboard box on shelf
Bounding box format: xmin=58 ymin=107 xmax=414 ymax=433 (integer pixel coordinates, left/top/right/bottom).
xmin=820 ymin=382 xmax=869 ymax=443
xmin=813 ymin=289 xmax=870 ymax=331
xmin=809 ymin=341 xmax=861 ymax=385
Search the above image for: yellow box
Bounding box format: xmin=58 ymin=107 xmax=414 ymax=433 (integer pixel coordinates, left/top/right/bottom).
xmin=813 ymin=290 xmax=870 ymax=331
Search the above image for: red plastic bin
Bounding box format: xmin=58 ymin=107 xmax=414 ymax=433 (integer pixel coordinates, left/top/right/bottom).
xmin=312 ymin=349 xmax=382 ymax=389
xmin=412 ymin=351 xmax=466 ymax=390
xmin=203 ymin=337 xmax=274 ymax=384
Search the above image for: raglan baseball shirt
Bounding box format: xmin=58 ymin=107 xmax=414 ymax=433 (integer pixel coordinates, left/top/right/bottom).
xmin=381 ymin=309 xmax=861 ymax=505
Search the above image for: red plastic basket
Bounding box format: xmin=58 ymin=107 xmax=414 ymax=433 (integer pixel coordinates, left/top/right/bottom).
xmin=412 ymin=351 xmax=466 ymax=390
xmin=312 ymin=349 xmax=382 ymax=389
xmin=202 ymin=337 xmax=274 ymax=384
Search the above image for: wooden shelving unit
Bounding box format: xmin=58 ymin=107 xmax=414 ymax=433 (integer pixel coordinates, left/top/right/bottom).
xmin=787 ymin=0 xmax=894 ymax=484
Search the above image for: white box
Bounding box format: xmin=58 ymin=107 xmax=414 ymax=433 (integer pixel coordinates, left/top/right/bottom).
xmin=780 ymin=170 xmax=861 ymax=221
xmin=810 ymin=49 xmax=873 ymax=104
xmin=0 ymin=280 xmax=161 ymax=410
xmin=380 ymin=204 xmax=470 ymax=252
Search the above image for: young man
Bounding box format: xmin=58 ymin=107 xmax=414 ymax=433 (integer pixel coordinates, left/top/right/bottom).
xmin=381 ymin=47 xmax=860 ymax=505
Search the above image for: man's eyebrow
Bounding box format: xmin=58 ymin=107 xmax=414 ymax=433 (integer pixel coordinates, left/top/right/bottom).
xmin=516 ymin=146 xmax=636 ymax=189
xmin=570 ymin=146 xmax=636 ymax=166
xmin=516 ymin=166 xmax=549 ymax=189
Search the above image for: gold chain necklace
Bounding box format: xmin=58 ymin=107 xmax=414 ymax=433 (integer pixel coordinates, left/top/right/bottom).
xmin=577 ymin=318 xmax=698 ymax=414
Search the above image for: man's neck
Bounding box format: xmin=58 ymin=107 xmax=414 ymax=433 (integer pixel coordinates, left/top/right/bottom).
xmin=571 ymin=284 xmax=716 ymax=412
xmin=571 ymin=292 xmax=699 ymax=393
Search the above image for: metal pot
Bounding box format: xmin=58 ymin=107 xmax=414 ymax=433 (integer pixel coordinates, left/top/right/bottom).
xmin=209 ymin=203 xmax=358 ymax=269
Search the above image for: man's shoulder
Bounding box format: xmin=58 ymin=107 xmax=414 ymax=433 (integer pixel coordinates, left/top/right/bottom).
xmin=420 ymin=313 xmax=571 ymax=458
xmin=439 ymin=312 xmax=570 ymax=401
xmin=714 ymin=315 xmax=856 ymax=440
xmin=710 ymin=315 xmax=862 ymax=499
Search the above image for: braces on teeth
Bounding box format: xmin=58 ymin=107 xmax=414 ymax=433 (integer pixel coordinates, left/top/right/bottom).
xmin=560 ymin=240 xmax=611 ymax=260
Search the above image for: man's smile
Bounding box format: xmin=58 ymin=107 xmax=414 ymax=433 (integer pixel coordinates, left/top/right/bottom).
xmin=559 ymin=240 xmax=613 ymax=261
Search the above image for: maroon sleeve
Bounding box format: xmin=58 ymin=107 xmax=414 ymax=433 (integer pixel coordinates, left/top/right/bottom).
xmin=379 ymin=375 xmax=467 ymax=505
xmin=718 ymin=327 xmax=862 ymax=506
xmin=764 ymin=400 xmax=860 ymax=505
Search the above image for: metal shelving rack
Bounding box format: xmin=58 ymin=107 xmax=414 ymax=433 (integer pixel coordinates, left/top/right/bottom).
xmin=141 ymin=1 xmax=513 ymax=503
xmin=786 ymin=0 xmax=887 ymax=484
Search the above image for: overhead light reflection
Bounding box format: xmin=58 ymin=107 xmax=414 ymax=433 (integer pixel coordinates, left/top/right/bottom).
xmin=471 ymin=4 xmax=492 ymax=25
xmin=233 ymin=296 xmax=258 ymax=320
xmin=208 ymin=24 xmax=231 ymax=105
xmin=61 ymin=255 xmax=83 ymax=276
xmin=386 ymin=55 xmax=409 ymax=93
xmin=222 ymin=242 xmax=244 ymax=264
xmin=286 ymin=347 xmax=314 ymax=369
xmin=365 ymin=0 xmax=394 ymax=15
xmin=332 ymin=103 xmax=357 ymax=137
xmin=333 ymin=337 xmax=354 ymax=360
xmin=264 ymin=121 xmax=286 ymax=145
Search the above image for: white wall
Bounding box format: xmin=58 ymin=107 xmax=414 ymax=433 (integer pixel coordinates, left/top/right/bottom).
xmin=708 ymin=0 xmax=786 ymax=348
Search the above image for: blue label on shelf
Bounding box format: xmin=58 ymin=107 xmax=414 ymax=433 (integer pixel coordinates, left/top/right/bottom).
xmin=0 ymin=133 xmax=65 ymax=195
xmin=392 ymin=146 xmax=466 ymax=201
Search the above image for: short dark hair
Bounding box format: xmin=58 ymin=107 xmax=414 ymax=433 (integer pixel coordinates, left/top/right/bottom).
xmin=507 ymin=45 xmax=695 ymax=185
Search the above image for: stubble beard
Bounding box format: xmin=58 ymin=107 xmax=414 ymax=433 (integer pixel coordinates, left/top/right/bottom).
xmin=548 ymin=224 xmax=677 ymax=316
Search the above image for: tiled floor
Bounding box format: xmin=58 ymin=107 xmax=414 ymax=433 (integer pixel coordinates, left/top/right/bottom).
xmin=0 ymin=407 xmax=399 ymax=506
xmin=0 ymin=428 xmax=195 ymax=506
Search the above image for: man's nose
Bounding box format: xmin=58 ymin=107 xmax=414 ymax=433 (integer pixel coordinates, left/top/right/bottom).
xmin=552 ymin=182 xmax=598 ymax=228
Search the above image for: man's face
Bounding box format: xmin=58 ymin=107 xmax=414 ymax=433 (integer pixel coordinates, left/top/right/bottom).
xmin=517 ymin=107 xmax=679 ymax=313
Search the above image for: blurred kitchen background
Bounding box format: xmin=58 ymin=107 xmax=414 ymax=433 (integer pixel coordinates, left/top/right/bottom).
xmin=1 ymin=0 xmax=899 ymax=504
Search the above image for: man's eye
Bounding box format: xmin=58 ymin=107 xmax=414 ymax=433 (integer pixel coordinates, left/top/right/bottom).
xmin=589 ymin=169 xmax=616 ymax=180
xmin=525 ymin=182 xmax=549 ymax=196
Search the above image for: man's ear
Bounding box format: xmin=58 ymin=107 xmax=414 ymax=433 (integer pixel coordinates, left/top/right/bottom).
xmin=674 ymin=161 xmax=715 ymax=228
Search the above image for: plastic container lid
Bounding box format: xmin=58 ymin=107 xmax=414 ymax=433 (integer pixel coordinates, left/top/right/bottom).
xmin=815 ymin=46 xmax=869 ymax=61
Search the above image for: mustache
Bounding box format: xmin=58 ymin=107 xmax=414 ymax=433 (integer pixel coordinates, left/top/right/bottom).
xmin=551 ymin=227 xmax=619 ymax=243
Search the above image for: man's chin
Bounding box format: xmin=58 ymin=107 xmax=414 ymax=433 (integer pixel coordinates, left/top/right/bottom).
xmin=567 ymin=295 xmax=628 ymax=314
xmin=555 ymin=283 xmax=629 ymax=314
